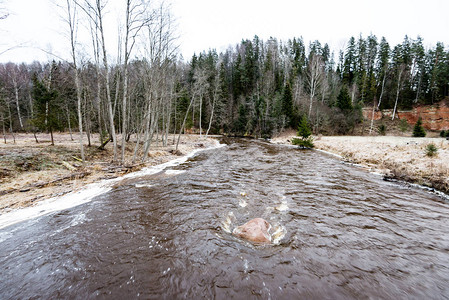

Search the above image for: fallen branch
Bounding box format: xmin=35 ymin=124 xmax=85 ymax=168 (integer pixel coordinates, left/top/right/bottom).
xmin=62 ymin=161 xmax=76 ymax=171
xmin=98 ymin=137 xmax=111 ymax=150
xmin=30 ymin=172 xmax=91 ymax=188
xmin=71 ymin=156 xmax=83 ymax=162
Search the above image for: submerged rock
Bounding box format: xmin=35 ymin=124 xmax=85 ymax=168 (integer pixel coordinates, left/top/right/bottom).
xmin=232 ymin=218 xmax=271 ymax=244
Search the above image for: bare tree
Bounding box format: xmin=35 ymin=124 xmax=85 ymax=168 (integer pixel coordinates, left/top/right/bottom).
xmin=392 ymin=64 xmax=405 ymax=120
xmin=306 ymin=53 xmax=324 ymax=118
xmin=78 ymin=0 xmax=118 ymax=161
xmin=0 ymin=1 xmax=8 ymax=20
xmin=120 ymin=0 xmax=149 ymax=164
xmin=1 ymin=64 xmax=25 ymax=130
xmin=64 ymin=0 xmax=85 ymax=163
xmin=206 ymin=65 xmax=221 ymax=137
xmin=193 ymin=68 xmax=209 ymax=137
xmin=136 ymin=2 xmax=178 ymax=161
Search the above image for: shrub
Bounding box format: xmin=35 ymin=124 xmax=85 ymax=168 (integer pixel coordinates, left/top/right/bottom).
xmin=399 ymin=119 xmax=409 ymax=132
xmin=412 ymin=118 xmax=426 ymax=137
xmin=377 ymin=124 xmax=386 ymax=135
xmin=425 ymin=143 xmax=438 ymax=157
xmin=440 ymin=130 xmax=447 ymax=137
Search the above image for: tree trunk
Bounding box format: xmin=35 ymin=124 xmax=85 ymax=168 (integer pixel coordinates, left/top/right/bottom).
xmin=415 ymin=75 xmax=422 ymax=103
xmin=377 ymin=73 xmax=386 ymax=110
xmin=50 ymin=127 xmax=54 ymax=146
xmin=308 ymin=92 xmax=313 ymax=119
xmin=176 ymin=93 xmax=195 ymax=151
xmin=91 ymin=0 xmax=117 ymax=162
xmin=91 ymin=18 xmax=105 ymax=146
xmin=7 ymin=99 xmax=15 ymax=144
xmin=1 ymin=112 xmax=6 ymax=144
xmin=369 ymin=99 xmax=376 ymax=135
xmin=121 ymin=64 xmax=129 ymax=163
xmin=66 ymin=0 xmax=84 ymax=163
xmin=206 ymin=78 xmax=219 ymax=137
xmin=66 ymin=105 xmax=73 ymax=141
xmin=84 ymin=93 xmax=91 ymax=147
xmin=13 ymin=78 xmax=24 ymax=130
xmin=199 ymin=94 xmax=202 ymax=137
xmin=392 ymin=68 xmax=404 ymax=121
xmin=351 ymin=83 xmax=356 ymax=105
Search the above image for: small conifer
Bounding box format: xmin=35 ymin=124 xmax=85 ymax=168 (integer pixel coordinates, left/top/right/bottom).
xmin=412 ymin=118 xmax=426 ymax=137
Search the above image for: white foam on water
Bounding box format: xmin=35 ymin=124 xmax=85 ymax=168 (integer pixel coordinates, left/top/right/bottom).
xmin=221 ymin=211 xmax=235 ymax=233
xmin=270 ymin=224 xmax=287 ymax=245
xmin=164 ymin=170 xmax=185 ymax=175
xmin=239 ymin=198 xmax=248 ymax=208
xmin=0 ymin=140 xmax=225 ymax=231
xmin=135 ymin=183 xmax=153 ymax=188
xmin=243 ymin=259 xmax=249 ymax=273
xmin=275 ymin=196 xmax=289 ymax=212
xmin=275 ymin=203 xmax=289 ymax=212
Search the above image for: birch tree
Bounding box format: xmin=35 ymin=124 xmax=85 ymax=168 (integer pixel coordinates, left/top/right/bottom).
xmin=78 ymin=0 xmax=118 ymax=161
xmin=64 ymin=0 xmax=85 ymax=163
xmin=120 ymin=0 xmax=148 ymax=163
xmin=306 ymin=53 xmax=324 ymax=118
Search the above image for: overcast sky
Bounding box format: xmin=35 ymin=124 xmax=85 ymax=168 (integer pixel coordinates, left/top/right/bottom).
xmin=1 ymin=0 xmax=448 ymax=63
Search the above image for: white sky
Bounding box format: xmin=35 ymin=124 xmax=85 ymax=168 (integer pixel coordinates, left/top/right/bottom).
xmin=0 ymin=0 xmax=448 ymax=63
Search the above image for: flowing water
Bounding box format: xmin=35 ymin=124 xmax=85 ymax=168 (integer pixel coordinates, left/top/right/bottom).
xmin=1 ymin=138 xmax=449 ymax=299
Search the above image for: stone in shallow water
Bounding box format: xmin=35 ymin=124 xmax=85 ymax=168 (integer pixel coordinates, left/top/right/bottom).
xmin=232 ymin=218 xmax=271 ymax=243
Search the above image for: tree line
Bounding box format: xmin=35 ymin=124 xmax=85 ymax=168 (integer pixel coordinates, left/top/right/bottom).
xmin=1 ymin=2 xmax=448 ymax=165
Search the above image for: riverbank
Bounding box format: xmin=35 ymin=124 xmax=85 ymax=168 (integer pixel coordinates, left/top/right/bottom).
xmin=0 ymin=133 xmax=218 ymax=213
xmin=272 ymin=131 xmax=449 ymax=195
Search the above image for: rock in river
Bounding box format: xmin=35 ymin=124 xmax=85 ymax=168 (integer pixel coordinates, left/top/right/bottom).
xmin=232 ymin=218 xmax=272 ymax=244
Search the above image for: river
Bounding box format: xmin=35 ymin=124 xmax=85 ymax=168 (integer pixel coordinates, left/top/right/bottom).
xmin=1 ymin=138 xmax=448 ymax=299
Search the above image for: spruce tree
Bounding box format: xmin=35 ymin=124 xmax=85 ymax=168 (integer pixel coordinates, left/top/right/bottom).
xmin=412 ymin=118 xmax=426 ymax=137
xmin=297 ymin=116 xmax=311 ymax=139
xmin=281 ymin=82 xmax=293 ymax=123
xmin=336 ymin=86 xmax=352 ymax=111
xmin=31 ymin=73 xmax=62 ymax=145
xmin=292 ymin=116 xmax=314 ymax=148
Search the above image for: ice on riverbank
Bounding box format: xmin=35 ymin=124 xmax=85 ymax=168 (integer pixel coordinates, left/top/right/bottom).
xmin=0 ymin=140 xmax=225 ymax=230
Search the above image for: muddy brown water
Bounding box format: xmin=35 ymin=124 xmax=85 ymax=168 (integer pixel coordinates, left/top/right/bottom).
xmin=1 ymin=138 xmax=448 ymax=299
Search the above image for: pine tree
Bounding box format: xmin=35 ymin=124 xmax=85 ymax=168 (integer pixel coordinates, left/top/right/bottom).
xmin=412 ymin=117 xmax=426 ymax=137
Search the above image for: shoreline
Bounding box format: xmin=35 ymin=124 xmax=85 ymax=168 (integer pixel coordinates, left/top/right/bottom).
xmin=0 ymin=138 xmax=224 ymax=230
xmin=271 ymin=132 xmax=449 ymax=197
xmin=0 ymin=133 xmax=220 ymax=215
xmin=2 ymin=131 xmax=448 ymax=225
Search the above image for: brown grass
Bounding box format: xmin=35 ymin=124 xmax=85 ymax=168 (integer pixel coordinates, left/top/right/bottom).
xmin=272 ymin=131 xmax=449 ymax=194
xmin=0 ymin=132 xmax=218 ymax=213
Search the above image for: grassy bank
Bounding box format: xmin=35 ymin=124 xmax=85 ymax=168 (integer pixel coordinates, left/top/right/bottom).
xmin=272 ymin=131 xmax=449 ymax=195
xmin=0 ymin=133 xmax=218 ymax=213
